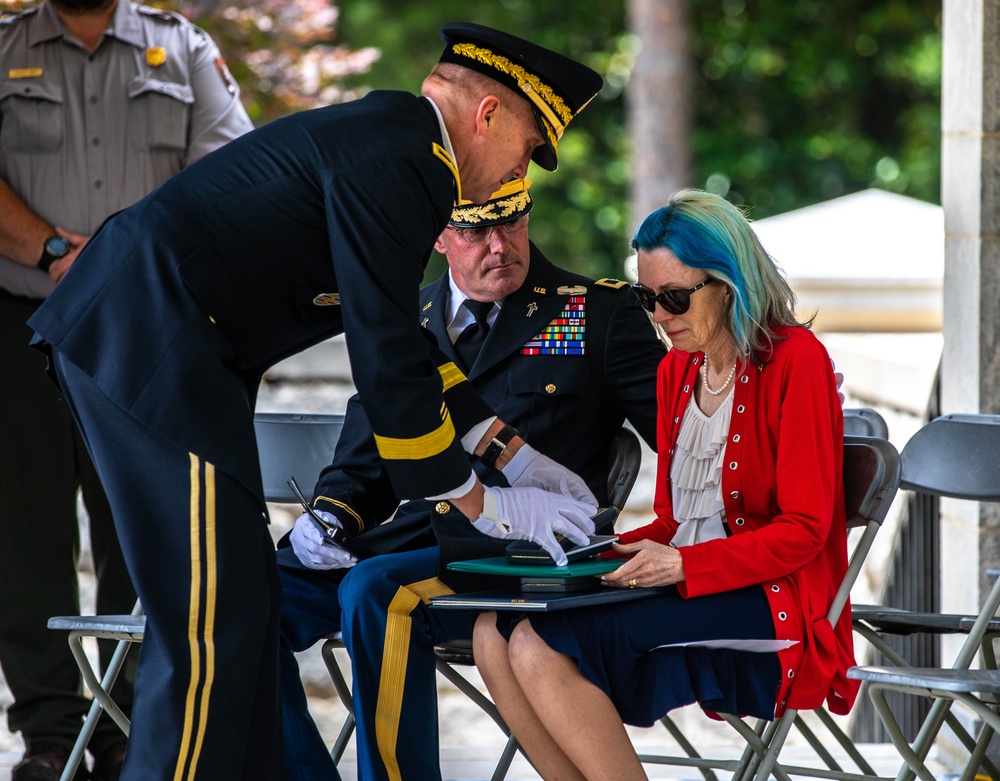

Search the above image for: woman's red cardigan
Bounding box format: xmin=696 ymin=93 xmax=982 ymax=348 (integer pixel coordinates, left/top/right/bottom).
xmin=616 ymin=326 xmax=858 ymax=717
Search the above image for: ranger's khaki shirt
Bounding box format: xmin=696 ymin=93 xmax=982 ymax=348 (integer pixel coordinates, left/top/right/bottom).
xmin=0 ymin=0 xmax=253 ymax=297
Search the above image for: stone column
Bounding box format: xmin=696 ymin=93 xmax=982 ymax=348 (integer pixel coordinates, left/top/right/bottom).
xmin=939 ymin=0 xmax=1000 ymax=764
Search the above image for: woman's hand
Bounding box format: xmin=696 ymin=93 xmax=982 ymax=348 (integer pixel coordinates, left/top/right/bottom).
xmin=601 ymin=539 xmax=685 ymax=589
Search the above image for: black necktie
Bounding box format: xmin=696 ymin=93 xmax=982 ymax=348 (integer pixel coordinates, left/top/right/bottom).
xmin=454 ymin=299 xmax=493 ymax=371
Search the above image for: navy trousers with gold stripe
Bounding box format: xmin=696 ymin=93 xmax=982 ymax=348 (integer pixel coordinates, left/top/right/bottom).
xmin=339 ymin=547 xmax=472 ymax=781
xmin=52 ymin=354 xmax=283 ymax=781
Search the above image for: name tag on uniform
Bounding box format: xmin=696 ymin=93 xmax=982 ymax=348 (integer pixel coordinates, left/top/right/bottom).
xmin=8 ymin=68 xmax=42 ymax=79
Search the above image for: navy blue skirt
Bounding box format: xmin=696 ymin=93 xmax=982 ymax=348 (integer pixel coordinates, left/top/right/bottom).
xmin=493 ymin=584 xmax=782 ymax=727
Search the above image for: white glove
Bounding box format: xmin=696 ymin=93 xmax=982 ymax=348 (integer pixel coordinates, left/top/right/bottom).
xmin=501 ymin=444 xmax=598 ymax=507
xmin=479 ymin=485 xmax=597 ymax=566
xmin=289 ymin=510 xmax=359 ymax=570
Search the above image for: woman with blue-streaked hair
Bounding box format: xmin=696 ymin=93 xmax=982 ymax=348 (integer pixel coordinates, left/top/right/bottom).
xmin=473 ymin=189 xmax=855 ymax=780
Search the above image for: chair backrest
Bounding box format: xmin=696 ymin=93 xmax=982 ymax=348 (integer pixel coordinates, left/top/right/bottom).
xmin=254 ymin=412 xmax=346 ymax=503
xmin=843 ymin=435 xmax=901 ymax=530
xmin=899 ymin=413 xmax=1000 ymax=501
xmin=607 ymin=426 xmax=642 ymax=511
xmin=843 ymin=407 xmax=890 ymax=440
xmin=828 ymin=435 xmax=901 ymax=624
xmin=254 ymin=414 xmax=642 ymax=512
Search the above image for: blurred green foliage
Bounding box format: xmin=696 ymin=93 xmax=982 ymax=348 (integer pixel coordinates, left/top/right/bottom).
xmin=691 ymin=0 xmax=942 ymax=219
xmin=337 ymin=0 xmax=942 ymax=279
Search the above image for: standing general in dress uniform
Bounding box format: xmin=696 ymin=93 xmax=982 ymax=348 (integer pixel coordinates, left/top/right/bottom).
xmin=26 ymin=23 xmax=603 ymax=781
xmin=0 ymin=1 xmax=251 ymax=778
xmin=277 ymin=181 xmax=667 ymax=781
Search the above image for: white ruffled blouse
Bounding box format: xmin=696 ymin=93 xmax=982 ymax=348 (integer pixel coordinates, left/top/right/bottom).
xmin=669 ymin=389 xmax=734 ymax=547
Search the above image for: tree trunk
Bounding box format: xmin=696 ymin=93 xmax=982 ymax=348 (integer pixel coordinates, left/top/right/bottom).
xmin=626 ymin=0 xmax=692 ymax=232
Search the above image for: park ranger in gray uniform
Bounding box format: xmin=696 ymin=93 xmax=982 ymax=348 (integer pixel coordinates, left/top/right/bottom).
xmin=0 ymin=2 xmax=252 ymax=778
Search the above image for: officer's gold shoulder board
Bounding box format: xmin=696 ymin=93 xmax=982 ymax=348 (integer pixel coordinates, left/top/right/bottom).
xmin=595 ymin=278 xmax=629 ymax=290
xmin=431 ymin=143 xmax=462 ymax=204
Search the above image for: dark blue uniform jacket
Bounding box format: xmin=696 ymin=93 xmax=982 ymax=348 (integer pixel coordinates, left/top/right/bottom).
xmin=29 ymin=91 xmax=488 ymax=502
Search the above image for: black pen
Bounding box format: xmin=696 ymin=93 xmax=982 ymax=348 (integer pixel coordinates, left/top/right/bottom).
xmin=287 ymin=477 xmax=372 ymax=559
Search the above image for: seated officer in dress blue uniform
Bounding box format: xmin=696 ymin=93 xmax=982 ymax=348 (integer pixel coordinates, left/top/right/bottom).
xmin=277 ymin=180 xmax=668 ymax=781
xmin=28 ymin=25 xmax=604 ymax=781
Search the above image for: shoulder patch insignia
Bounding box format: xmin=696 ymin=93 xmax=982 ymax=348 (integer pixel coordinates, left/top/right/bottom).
xmin=595 ymin=278 xmax=629 ymax=290
xmin=215 ymin=57 xmax=236 ymax=95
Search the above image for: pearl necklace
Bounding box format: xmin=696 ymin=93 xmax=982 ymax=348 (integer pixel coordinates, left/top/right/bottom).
xmin=700 ymin=355 xmax=737 ymax=396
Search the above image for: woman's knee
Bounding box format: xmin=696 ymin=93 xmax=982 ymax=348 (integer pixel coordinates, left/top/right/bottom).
xmin=473 ymin=611 xmax=501 ymax=653
xmin=508 ymin=619 xmax=557 ymax=679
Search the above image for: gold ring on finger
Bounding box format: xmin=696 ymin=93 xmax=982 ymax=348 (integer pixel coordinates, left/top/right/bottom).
xmin=629 ymin=578 xmax=637 ymax=589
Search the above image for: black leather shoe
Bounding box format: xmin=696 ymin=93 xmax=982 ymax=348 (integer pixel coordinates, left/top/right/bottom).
xmin=90 ymin=742 xmax=126 ymax=781
xmin=11 ymin=742 xmax=83 ymax=781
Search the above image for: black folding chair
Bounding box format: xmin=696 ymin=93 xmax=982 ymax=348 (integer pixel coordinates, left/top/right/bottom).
xmin=47 ymin=412 xmax=346 ymax=781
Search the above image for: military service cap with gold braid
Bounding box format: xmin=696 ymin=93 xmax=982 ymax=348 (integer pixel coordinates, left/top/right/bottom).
xmin=438 ymin=23 xmax=603 ymax=172
xmin=449 ymin=178 xmax=533 ymax=228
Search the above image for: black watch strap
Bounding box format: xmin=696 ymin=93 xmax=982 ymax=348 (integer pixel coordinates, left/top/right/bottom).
xmin=37 ymin=248 xmax=57 ymax=273
xmin=480 ymin=424 xmax=519 ymax=470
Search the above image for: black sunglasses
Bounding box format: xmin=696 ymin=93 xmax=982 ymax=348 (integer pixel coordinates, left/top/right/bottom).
xmin=631 ymin=279 xmax=716 ymax=315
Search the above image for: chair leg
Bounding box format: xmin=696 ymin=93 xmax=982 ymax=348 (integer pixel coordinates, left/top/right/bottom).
xmin=329 ymin=713 xmax=356 ymax=766
xmin=67 ymin=632 xmax=131 ymax=735
xmin=724 ymin=715 xmax=772 ymax=781
xmin=752 ymin=710 xmax=796 ymax=781
xmin=958 ymin=720 xmax=997 ymax=781
xmin=59 ymin=633 xmax=135 ymax=781
xmin=656 ymin=713 xmax=721 ymax=781
xmin=489 ymin=734 xmax=520 ymax=781
xmin=320 ymin=638 xmax=356 ymax=764
xmin=869 ymin=685 xmax=939 ymax=781
xmin=791 ymin=713 xmax=843 ymax=773
xmin=813 ymin=707 xmax=879 ymax=776
xmin=434 ymin=658 xmax=509 ymax=733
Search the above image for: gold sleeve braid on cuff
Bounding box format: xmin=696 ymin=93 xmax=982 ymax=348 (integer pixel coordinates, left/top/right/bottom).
xmin=313 ymin=496 xmax=365 ymax=533
xmin=373 ymin=412 xmax=456 ymax=461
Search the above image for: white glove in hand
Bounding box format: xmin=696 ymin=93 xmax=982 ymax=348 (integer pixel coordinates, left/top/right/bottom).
xmin=289 ymin=510 xmax=359 ymax=570
xmin=501 ymin=444 xmax=598 ymax=507
xmin=479 ymin=485 xmax=597 ymax=566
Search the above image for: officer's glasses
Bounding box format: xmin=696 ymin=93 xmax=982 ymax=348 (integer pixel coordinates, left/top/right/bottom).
xmin=447 ymin=215 xmax=529 ymax=243
xmin=631 ymin=279 xmax=716 ymax=315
